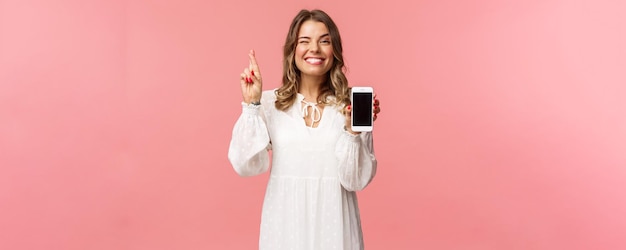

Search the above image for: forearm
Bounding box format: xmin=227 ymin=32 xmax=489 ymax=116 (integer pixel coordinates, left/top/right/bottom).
xmin=335 ymin=131 xmax=377 ymax=191
xmin=228 ymin=103 xmax=271 ymax=176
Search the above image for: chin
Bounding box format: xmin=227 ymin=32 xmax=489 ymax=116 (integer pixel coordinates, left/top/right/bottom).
xmin=303 ymin=71 xmax=329 ymax=78
xmin=307 ymin=66 xmax=332 ymax=75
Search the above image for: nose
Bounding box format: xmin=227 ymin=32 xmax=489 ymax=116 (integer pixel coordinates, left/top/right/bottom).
xmin=309 ymin=41 xmax=319 ymax=53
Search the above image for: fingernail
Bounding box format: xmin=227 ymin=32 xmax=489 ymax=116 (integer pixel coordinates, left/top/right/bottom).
xmin=246 ymin=77 xmax=252 ymax=83
xmin=347 ymin=105 xmax=351 ymax=110
xmin=251 ymin=70 xmax=255 ymax=76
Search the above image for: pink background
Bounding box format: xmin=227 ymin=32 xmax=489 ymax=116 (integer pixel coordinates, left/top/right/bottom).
xmin=1 ymin=0 xmax=625 ymax=249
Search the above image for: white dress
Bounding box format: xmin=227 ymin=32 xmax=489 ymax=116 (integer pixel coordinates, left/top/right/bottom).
xmin=228 ymin=90 xmax=377 ymax=250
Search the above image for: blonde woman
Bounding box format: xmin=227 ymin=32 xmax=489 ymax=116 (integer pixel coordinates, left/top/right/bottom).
xmin=228 ymin=9 xmax=381 ymax=250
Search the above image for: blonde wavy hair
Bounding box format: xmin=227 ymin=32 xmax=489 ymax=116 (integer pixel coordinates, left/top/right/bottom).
xmin=275 ymin=9 xmax=350 ymax=111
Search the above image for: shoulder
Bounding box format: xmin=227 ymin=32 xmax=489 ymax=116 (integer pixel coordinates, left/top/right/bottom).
xmin=261 ymin=89 xmax=277 ymax=98
xmin=260 ymin=89 xmax=277 ymax=104
xmin=325 ymin=95 xmax=346 ymax=110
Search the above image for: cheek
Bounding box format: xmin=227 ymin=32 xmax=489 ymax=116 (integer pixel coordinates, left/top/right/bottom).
xmin=294 ymin=46 xmax=306 ymax=57
xmin=325 ymin=49 xmax=334 ymax=64
xmin=324 ymin=47 xmax=334 ymax=58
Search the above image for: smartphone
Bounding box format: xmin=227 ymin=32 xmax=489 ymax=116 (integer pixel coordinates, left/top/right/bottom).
xmin=351 ymin=87 xmax=374 ymax=132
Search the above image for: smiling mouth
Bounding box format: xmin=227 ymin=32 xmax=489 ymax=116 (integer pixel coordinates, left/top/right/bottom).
xmin=305 ymin=58 xmax=324 ymax=65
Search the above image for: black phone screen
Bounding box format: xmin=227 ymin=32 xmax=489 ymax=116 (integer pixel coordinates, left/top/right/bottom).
xmin=352 ymin=92 xmax=373 ymax=126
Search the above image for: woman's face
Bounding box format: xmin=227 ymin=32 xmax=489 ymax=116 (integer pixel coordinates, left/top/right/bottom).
xmin=294 ymin=20 xmax=334 ymax=78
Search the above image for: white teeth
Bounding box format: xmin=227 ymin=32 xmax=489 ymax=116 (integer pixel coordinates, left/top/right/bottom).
xmin=305 ymin=58 xmax=323 ymax=64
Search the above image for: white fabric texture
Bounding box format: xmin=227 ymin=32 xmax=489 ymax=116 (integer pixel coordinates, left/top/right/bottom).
xmin=228 ymin=90 xmax=377 ymax=250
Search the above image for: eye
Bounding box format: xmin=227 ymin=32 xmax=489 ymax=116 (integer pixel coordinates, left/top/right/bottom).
xmin=320 ymin=40 xmax=331 ymax=44
xmin=298 ymin=40 xmax=309 ymax=44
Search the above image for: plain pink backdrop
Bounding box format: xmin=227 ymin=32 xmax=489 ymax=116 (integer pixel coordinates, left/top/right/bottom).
xmin=1 ymin=0 xmax=625 ymax=249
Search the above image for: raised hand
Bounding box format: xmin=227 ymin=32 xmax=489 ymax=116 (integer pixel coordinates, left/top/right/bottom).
xmin=240 ymin=49 xmax=263 ymax=104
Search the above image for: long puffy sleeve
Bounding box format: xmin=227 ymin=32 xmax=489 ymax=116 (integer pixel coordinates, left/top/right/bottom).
xmin=227 ymin=102 xmax=271 ymax=177
xmin=335 ymin=130 xmax=377 ymax=191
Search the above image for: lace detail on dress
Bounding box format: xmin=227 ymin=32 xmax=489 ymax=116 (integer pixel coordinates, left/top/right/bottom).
xmin=301 ymin=100 xmax=321 ymax=128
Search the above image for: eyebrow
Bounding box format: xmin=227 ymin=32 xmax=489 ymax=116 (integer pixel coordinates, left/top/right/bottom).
xmin=298 ymin=34 xmax=330 ymax=40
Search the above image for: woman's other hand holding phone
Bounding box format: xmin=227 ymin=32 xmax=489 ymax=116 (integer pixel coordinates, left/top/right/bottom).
xmin=343 ymin=94 xmax=380 ymax=135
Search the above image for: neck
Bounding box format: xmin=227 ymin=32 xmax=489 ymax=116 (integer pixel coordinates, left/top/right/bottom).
xmin=299 ymin=75 xmax=326 ymax=101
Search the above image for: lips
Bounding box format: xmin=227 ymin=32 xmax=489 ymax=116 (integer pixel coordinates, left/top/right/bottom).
xmin=305 ymin=57 xmax=324 ymax=65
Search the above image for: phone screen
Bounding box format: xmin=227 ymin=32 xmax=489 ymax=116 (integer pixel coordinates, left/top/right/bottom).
xmin=352 ymin=92 xmax=373 ymax=126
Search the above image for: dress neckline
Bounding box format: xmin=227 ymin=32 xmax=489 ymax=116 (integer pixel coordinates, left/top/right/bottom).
xmin=297 ymin=93 xmax=326 ymax=129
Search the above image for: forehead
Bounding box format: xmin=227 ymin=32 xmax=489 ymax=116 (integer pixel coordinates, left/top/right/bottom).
xmin=298 ymin=20 xmax=329 ymax=37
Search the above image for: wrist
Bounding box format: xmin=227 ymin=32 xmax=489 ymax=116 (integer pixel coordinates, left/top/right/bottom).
xmin=244 ymin=99 xmax=261 ymax=105
xmin=343 ymin=125 xmax=361 ymax=135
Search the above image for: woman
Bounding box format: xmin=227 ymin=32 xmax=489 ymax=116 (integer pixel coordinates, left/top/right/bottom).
xmin=228 ymin=9 xmax=380 ymax=250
